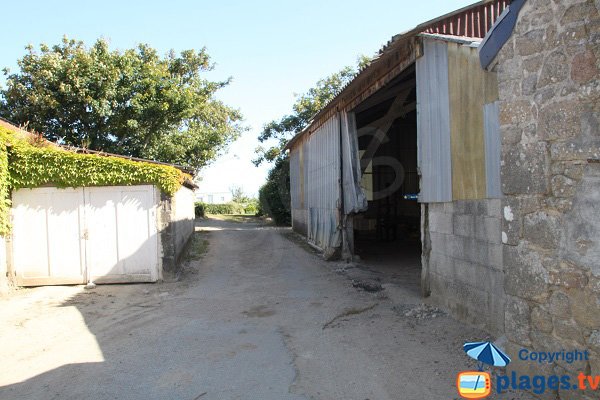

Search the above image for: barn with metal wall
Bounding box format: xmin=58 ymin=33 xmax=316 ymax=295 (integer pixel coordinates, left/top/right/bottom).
xmin=286 ymin=0 xmax=508 ymax=334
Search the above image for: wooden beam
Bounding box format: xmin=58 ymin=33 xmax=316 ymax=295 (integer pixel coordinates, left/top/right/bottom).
xmin=353 ymin=78 xmax=416 ymax=113
xmin=358 ymin=90 xmax=412 ymax=171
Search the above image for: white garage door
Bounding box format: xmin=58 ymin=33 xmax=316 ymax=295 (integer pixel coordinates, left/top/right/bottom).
xmin=11 ymin=186 xmax=160 ymax=286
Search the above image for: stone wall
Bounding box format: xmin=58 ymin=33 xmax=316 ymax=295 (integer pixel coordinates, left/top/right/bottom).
xmin=496 ymin=0 xmax=600 ymax=398
xmin=425 ymin=199 xmax=505 ymax=335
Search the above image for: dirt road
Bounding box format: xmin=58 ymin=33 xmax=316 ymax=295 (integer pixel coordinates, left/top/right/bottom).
xmin=0 ymin=217 xmax=534 ymax=399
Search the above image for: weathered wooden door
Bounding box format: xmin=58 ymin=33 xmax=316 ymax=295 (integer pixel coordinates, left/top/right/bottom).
xmin=11 ymin=186 xmax=159 ymax=286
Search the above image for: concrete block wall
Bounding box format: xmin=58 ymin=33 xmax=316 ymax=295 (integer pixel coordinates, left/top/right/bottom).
xmin=495 ymin=0 xmax=600 ymax=398
xmin=426 ymin=199 xmax=505 ymax=335
xmin=159 ymin=186 xmax=195 ymax=273
xmin=172 ymin=187 xmax=195 ymax=258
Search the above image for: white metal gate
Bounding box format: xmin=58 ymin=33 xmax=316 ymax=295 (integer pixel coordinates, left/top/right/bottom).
xmin=11 ymin=186 xmax=160 ymax=286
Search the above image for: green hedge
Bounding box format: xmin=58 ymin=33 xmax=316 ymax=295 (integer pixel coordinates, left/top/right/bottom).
xmin=0 ymin=126 xmax=189 ymax=236
xmin=194 ymin=201 xmax=259 ymax=217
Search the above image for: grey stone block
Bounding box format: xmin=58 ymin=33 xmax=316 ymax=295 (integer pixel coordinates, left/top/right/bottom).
xmin=442 ymin=202 xmax=454 ymax=214
xmin=429 ymin=212 xmax=453 ymax=235
xmin=429 ymin=252 xmax=455 ymax=277
xmin=486 ymin=199 xmax=502 ymax=217
xmin=505 ymin=295 xmax=532 ymax=346
xmin=502 ymin=142 xmax=549 ymax=195
xmin=475 ymin=216 xmax=502 ymax=244
xmin=504 ymin=244 xmax=551 ymax=302
xmin=486 ymin=243 xmax=504 ymax=270
xmin=453 ymin=214 xmax=475 ymax=238
xmin=548 ymin=291 xmax=571 ymax=318
xmin=523 ymin=210 xmax=562 ymax=249
xmin=531 ymin=306 xmax=553 ymax=333
xmin=429 ymin=231 xmax=450 ymax=255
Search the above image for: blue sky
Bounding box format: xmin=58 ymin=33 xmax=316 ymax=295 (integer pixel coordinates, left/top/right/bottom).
xmin=1 ymin=0 xmax=474 ymax=197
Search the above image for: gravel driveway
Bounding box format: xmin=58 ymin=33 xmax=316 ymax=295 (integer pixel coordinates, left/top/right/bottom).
xmin=0 ymin=217 xmax=535 ymax=400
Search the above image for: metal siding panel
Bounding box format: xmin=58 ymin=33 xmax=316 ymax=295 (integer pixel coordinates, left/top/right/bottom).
xmin=306 ymin=115 xmax=341 ymax=249
xmin=484 ymin=101 xmax=502 ymax=198
xmin=289 ymin=148 xmax=301 ymax=210
xmin=341 ymin=111 xmax=368 ymax=214
xmin=417 ymin=39 xmax=452 ymax=203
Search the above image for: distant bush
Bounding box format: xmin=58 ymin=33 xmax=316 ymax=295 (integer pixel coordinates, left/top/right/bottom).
xmin=243 ymin=199 xmax=260 ymax=215
xmin=243 ymin=204 xmax=257 ymax=215
xmin=195 ymin=201 xmax=258 ymax=217
xmin=194 ymin=202 xmax=205 ymax=217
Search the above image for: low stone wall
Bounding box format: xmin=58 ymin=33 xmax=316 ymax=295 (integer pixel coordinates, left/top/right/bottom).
xmin=425 ymin=199 xmax=505 ymax=335
xmin=496 ymin=0 xmax=600 ymax=398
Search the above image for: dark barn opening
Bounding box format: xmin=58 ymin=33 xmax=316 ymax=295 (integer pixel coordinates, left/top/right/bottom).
xmin=351 ymin=65 xmax=421 ymax=289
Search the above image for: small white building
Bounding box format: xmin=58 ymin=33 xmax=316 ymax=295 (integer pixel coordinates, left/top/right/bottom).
xmin=0 ymin=120 xmax=197 ymax=291
xmin=195 ymin=191 xmax=232 ymax=204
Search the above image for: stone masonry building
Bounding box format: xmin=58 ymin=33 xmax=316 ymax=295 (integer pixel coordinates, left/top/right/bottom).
xmin=496 ymin=0 xmax=600 ymax=398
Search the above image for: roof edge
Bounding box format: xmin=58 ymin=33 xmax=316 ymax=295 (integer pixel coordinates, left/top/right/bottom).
xmin=285 ymin=0 xmax=510 ymax=151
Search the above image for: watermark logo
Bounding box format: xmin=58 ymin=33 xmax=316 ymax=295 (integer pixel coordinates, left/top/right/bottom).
xmin=457 ymin=341 xmax=600 ymax=398
xmin=457 ymin=341 xmax=511 ymax=399
xmin=457 ymin=371 xmax=491 ymax=399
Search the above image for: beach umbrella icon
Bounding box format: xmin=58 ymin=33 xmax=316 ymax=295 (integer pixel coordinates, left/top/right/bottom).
xmin=463 ymin=341 xmax=511 ymax=369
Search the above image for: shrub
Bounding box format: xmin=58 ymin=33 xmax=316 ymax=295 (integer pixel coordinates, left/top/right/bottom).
xmin=258 ymin=156 xmax=290 ymax=225
xmin=243 ymin=200 xmax=259 ymax=216
xmin=194 ymin=202 xmax=205 ymax=218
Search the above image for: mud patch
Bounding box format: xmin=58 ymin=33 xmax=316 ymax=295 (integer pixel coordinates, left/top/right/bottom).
xmin=242 ymin=305 xmax=276 ymax=318
xmin=352 ymin=279 xmax=383 ymax=293
xmin=322 ymin=303 xmax=378 ymax=329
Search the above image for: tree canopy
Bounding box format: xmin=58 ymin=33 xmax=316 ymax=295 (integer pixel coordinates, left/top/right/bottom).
xmin=0 ymin=37 xmax=243 ymax=170
xmin=253 ymin=56 xmax=370 ymax=166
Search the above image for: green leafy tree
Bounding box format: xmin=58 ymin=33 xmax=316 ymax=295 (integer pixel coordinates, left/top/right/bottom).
xmin=229 ymin=185 xmax=250 ymax=203
xmin=253 ymin=56 xmax=370 ymax=166
xmin=0 ymin=37 xmax=243 ymax=170
xmin=256 ymin=57 xmax=370 ymax=224
xmin=258 ymin=157 xmax=291 ymax=225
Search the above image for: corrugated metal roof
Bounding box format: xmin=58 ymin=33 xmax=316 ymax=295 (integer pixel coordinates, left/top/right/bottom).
xmin=285 ymin=0 xmax=510 ymax=151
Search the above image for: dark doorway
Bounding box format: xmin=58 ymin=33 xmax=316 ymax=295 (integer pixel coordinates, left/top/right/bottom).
xmin=351 ymin=65 xmax=421 ymax=288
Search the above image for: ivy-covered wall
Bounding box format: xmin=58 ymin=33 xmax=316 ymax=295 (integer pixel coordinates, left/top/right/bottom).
xmin=0 ymin=126 xmax=190 ymax=236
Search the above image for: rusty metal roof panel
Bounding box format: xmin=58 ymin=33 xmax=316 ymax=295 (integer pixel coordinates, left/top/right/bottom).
xmin=421 ymin=0 xmax=509 ymax=38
